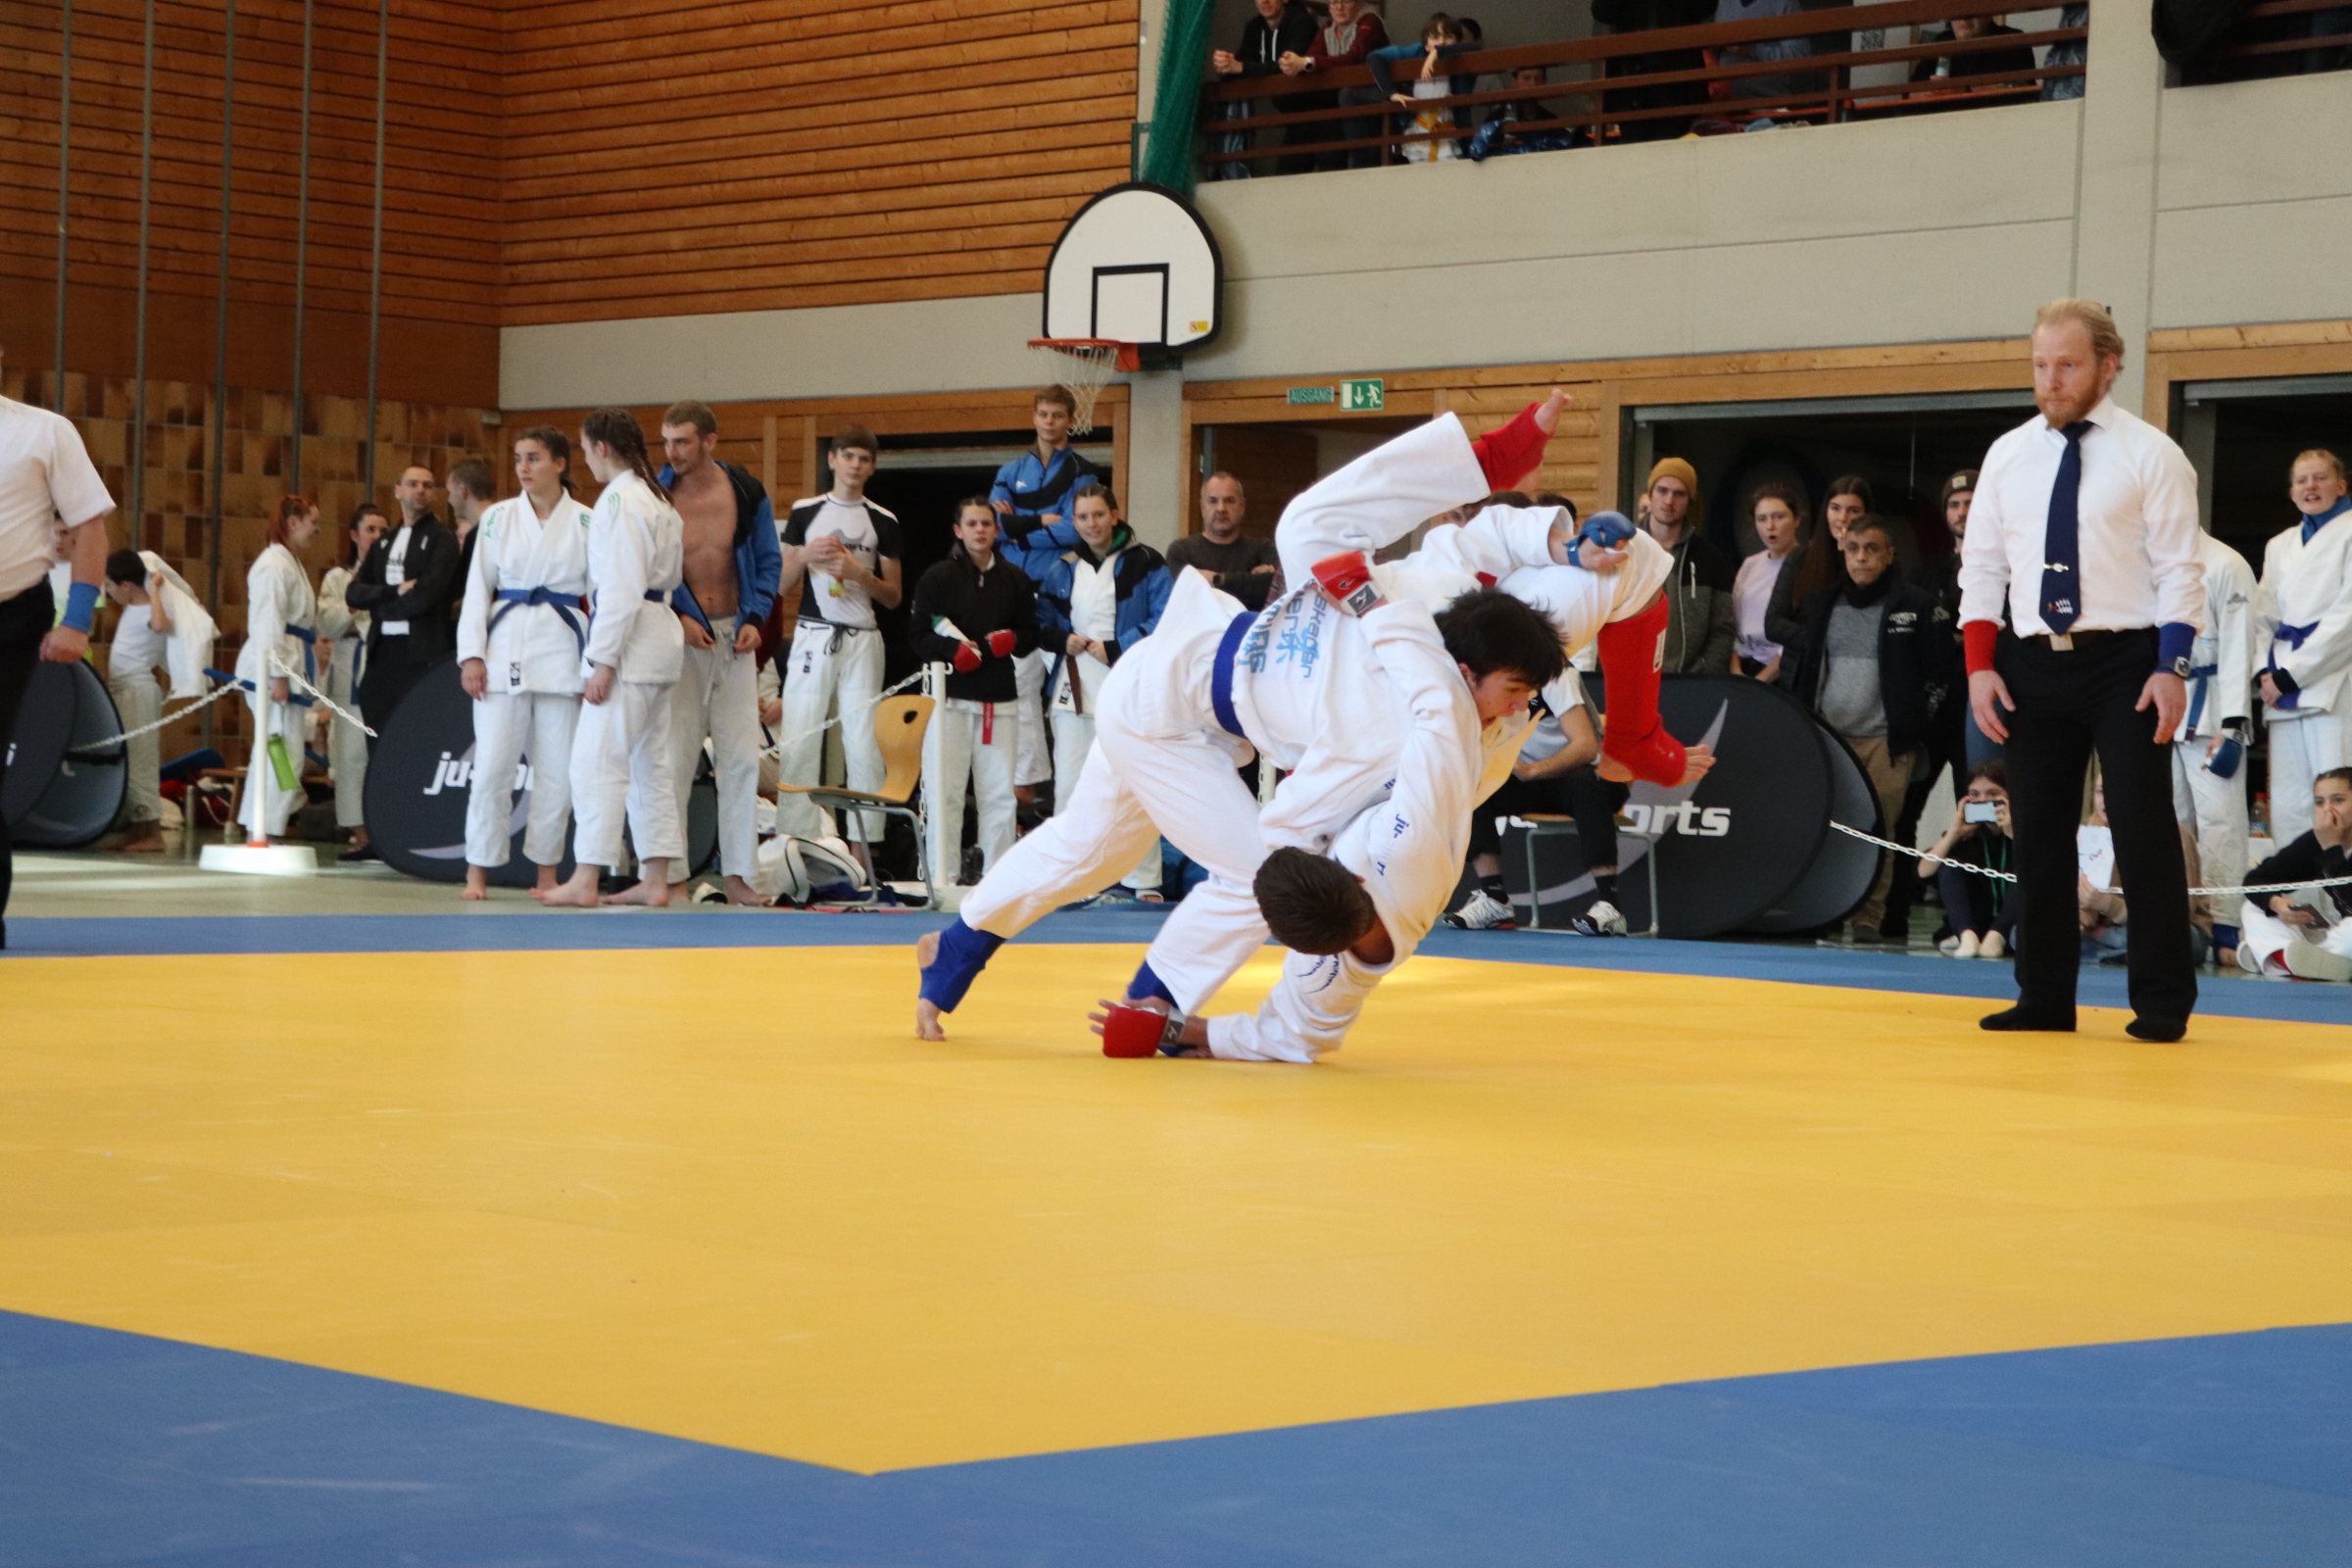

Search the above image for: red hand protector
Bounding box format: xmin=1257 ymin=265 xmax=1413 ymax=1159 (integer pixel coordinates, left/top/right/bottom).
xmin=1311 ymin=551 xmax=1385 ymax=616
xmin=952 ymin=642 xmax=981 ymax=674
xmin=1101 ymin=1003 xmax=1183 ymax=1058
xmin=986 ymin=628 xmax=1017 ymax=658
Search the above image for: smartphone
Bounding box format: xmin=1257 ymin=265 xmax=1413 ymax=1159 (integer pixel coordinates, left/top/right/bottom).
xmin=1963 ymin=801 xmax=2000 ymax=824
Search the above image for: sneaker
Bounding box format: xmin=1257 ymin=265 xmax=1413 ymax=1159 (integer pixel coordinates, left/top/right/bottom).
xmin=1586 ymin=899 xmax=1628 ymax=936
xmin=1444 ymin=889 xmax=1516 ymax=930
xmin=2283 ymin=939 xmax=2352 ymax=983
xmin=1953 ymin=930 xmax=1980 ymax=958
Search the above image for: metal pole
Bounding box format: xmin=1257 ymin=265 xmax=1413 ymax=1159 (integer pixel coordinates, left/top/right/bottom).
xmin=206 ymin=0 xmax=237 ymax=750
xmin=129 ymin=0 xmax=154 ymax=542
xmin=52 ymin=0 xmax=72 ymax=410
xmin=363 ymin=0 xmax=387 ymax=495
xmin=288 ymin=0 xmax=313 ymax=493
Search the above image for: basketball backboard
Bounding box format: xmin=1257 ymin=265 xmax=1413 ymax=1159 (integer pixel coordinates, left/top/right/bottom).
xmin=1041 ymin=182 xmax=1224 ymax=361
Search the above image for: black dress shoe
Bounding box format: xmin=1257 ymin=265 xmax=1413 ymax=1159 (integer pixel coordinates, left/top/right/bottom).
xmin=1980 ymin=1005 xmax=2077 ymax=1032
xmin=338 ymin=842 xmax=380 ymax=863
xmin=2127 ymin=1015 xmax=2187 ymax=1043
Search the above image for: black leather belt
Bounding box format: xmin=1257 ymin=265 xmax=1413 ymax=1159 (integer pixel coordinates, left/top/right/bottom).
xmin=2029 ymin=628 xmax=2137 ymax=651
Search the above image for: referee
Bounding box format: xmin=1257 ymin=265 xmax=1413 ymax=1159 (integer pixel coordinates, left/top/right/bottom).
xmin=0 ymin=354 xmax=116 ymax=949
xmin=1959 ymin=299 xmax=2205 ymax=1041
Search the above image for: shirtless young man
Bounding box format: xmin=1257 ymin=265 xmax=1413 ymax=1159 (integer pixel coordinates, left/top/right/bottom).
xmin=659 ymin=400 xmax=781 ymax=906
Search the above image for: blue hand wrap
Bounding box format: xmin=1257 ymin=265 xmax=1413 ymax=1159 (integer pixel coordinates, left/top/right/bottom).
xmin=1572 ymin=511 xmax=1636 ymax=562
xmin=2157 ymin=621 xmax=2196 ymax=669
xmin=918 ymin=918 xmax=1004 ymax=1012
xmin=62 ymin=579 xmax=100 ymax=633
xmin=1127 ymin=960 xmax=1177 ymax=1008
xmin=2208 ymin=734 xmax=2244 ymax=780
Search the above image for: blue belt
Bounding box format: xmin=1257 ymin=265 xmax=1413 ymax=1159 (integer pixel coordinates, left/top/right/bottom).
xmin=2183 ymin=661 xmax=2219 ymax=734
xmin=2269 ymin=622 xmax=2318 ymax=710
xmin=205 ymin=665 xmax=315 ymax=708
xmin=490 ymin=586 xmax=588 ymax=659
xmin=1209 ymin=609 xmax=1257 ymax=740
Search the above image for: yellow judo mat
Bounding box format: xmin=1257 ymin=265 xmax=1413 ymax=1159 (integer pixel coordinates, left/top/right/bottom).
xmin=5 ymin=942 xmax=2351 ymax=1475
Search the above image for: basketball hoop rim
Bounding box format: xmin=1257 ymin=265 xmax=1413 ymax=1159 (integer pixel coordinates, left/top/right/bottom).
xmin=1029 ymin=337 xmax=1142 ymax=373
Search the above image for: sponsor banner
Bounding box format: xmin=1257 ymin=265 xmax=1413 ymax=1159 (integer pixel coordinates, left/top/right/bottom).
xmin=365 ymin=662 xmax=718 ymax=886
xmin=1497 ymin=674 xmax=1873 ymax=938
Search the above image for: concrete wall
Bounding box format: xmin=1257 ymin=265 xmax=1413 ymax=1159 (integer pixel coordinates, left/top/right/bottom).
xmin=2152 ymin=71 xmax=2352 ymax=330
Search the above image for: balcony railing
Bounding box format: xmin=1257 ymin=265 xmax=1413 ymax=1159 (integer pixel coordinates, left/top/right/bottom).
xmin=2176 ymin=0 xmax=2350 ymax=82
xmin=1197 ymin=0 xmax=2087 ymax=175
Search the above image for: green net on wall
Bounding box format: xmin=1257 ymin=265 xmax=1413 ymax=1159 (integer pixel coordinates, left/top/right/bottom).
xmin=1138 ymin=0 xmax=1217 ymax=191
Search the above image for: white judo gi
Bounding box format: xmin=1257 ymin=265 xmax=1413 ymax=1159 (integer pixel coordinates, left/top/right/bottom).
xmin=2174 ymin=531 xmax=2257 ymax=906
xmin=776 ymin=494 xmax=898 ymax=844
xmin=566 ymin=472 xmax=685 ymax=870
xmin=955 ymin=414 xmax=1669 ymax=1012
xmin=2257 ymin=511 xmax=2352 ymax=844
xmin=668 ymin=611 xmax=764 ymax=885
xmin=1206 ymin=601 xmax=1480 ymax=1063
xmin=107 ymin=552 xmax=215 ymax=827
xmin=317 ymin=563 xmax=369 ymax=829
xmin=234 ymin=542 xmax=318 ymax=841
xmin=457 ymin=490 xmax=593 ymax=870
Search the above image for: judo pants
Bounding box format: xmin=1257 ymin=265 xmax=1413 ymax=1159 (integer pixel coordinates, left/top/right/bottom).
xmin=1014 ymin=649 xmax=1052 ymax=787
xmin=568 ymin=679 xmax=681 ymax=870
xmin=237 ymin=685 xmax=305 ymax=840
xmin=2173 ymin=735 xmax=2249 ymax=909
xmin=466 ymin=689 xmax=580 ymax=869
xmin=327 ymin=646 xmax=368 ymax=828
xmin=2237 ymin=900 xmax=2352 ymax=972
xmin=924 ymin=696 xmax=1018 ymax=885
xmin=776 ymin=623 xmax=885 ymax=843
xmin=667 ymin=616 xmax=760 ymax=882
xmin=2268 ymin=710 xmax=2347 ymax=846
xmin=1051 ymin=709 xmax=1161 ymax=892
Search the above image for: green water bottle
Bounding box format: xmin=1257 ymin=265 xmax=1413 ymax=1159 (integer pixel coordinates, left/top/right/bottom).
xmin=265 ymin=733 xmax=299 ymax=792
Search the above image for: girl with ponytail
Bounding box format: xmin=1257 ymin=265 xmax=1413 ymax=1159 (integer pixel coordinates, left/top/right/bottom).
xmin=538 ymin=409 xmax=690 ymax=907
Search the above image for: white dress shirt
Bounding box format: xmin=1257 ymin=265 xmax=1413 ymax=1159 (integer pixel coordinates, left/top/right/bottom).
xmin=1957 ymin=395 xmax=2204 ymax=643
xmin=0 ymin=396 xmax=114 ymax=598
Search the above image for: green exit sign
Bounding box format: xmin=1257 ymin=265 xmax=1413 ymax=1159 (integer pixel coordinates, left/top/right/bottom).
xmin=1286 ymin=386 xmax=1335 ymax=406
xmin=1339 ymin=377 xmax=1385 ymax=411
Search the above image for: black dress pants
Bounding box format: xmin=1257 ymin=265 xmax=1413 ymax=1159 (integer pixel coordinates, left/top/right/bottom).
xmin=1469 ymin=766 xmax=1629 ymax=867
xmin=1996 ymin=628 xmax=2196 ymax=1023
xmin=0 ymin=579 xmax=58 ymax=943
xmin=359 ymin=640 xmax=428 ymax=757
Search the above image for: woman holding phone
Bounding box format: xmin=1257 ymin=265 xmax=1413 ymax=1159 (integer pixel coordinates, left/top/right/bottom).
xmin=1918 ymin=760 xmax=2014 ymax=958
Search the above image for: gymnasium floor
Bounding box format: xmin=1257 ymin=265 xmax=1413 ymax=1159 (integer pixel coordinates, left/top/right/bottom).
xmin=6 ymin=852 xmax=2351 ymax=1565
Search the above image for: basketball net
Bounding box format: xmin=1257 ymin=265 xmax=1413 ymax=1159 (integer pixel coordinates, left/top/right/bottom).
xmin=1027 ymin=338 xmax=1138 ymax=435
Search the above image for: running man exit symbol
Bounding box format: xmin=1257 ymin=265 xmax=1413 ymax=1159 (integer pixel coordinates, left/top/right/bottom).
xmin=1340 ymin=378 xmax=1385 ymax=412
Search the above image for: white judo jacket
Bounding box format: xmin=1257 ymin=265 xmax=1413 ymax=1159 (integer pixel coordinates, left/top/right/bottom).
xmin=132 ymin=549 xmax=217 ymax=700
xmin=2185 ymin=530 xmax=2257 ymax=740
xmin=233 ymin=542 xmax=317 ymax=688
xmin=457 ymin=489 xmax=595 ymax=695
xmin=2257 ymin=510 xmax=2352 ymax=717
xmin=580 ymin=470 xmax=685 ymax=687
xmin=1207 ymin=601 xmax=1482 ymax=1063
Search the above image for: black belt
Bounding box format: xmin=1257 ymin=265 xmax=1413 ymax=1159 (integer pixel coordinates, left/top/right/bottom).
xmin=2023 ymin=627 xmax=2144 ymax=651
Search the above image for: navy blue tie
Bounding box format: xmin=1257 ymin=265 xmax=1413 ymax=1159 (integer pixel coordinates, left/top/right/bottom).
xmin=2039 ymin=419 xmax=2091 ymax=633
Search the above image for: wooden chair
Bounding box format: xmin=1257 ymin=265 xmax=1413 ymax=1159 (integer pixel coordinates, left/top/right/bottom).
xmin=774 ymin=694 xmax=938 ymax=908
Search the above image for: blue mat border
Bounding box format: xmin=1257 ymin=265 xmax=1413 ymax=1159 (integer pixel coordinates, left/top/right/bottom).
xmin=8 ymin=909 xmax=2346 ymax=1026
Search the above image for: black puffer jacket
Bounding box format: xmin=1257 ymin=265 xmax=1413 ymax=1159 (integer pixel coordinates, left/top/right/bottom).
xmin=907 ymin=551 xmax=1039 ymax=704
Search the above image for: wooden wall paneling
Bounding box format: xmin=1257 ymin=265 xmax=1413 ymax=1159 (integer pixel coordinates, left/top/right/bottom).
xmin=2142 ymin=323 xmax=2352 ymax=433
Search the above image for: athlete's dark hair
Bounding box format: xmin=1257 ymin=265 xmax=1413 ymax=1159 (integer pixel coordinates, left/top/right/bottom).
xmin=1843 ymin=513 xmax=1894 ymax=547
xmin=1256 ymin=847 xmax=1379 ymax=956
xmin=833 ymin=422 xmax=878 ymax=460
xmin=1965 ymin=758 xmax=2009 ymax=790
xmin=1535 ymin=490 xmax=1578 ymax=520
xmin=582 ymin=408 xmax=668 ymax=502
xmin=950 ymin=495 xmax=998 ymax=564
xmin=1071 ymin=480 xmax=1121 ymax=514
xmin=1436 ymin=587 xmax=1566 ymax=689
xmin=2319 ymin=766 xmax=2352 ymax=792
xmin=105 ymin=548 xmax=144 ymax=585
xmin=1035 ymin=384 xmax=1077 ymax=416
xmin=662 ymin=399 xmax=718 ymax=437
xmin=514 ymin=426 xmax=574 ymax=492
xmin=344 ymin=502 xmax=387 ymax=565
xmin=1482 ymin=490 xmax=1532 ymax=509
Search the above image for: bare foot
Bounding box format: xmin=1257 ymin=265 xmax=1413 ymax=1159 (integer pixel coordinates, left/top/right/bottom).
xmin=109 ymin=827 xmax=168 ymax=854
xmin=462 ymin=865 xmax=490 ymax=901
xmin=535 ymin=869 xmax=604 ymax=907
xmin=914 ymin=930 xmax=948 ymax=1040
xmin=536 ymin=864 xmax=561 ymax=895
xmin=601 ymin=879 xmax=671 ymax=907
xmin=722 ymin=874 xmax=769 ymax=907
